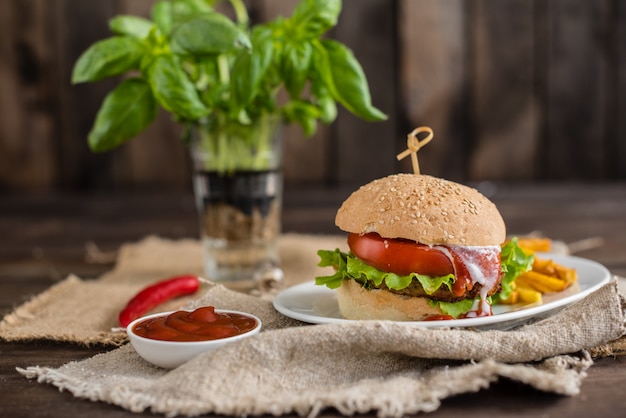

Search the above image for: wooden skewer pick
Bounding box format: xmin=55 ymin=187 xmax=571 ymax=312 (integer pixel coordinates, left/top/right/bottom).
xmin=396 ymin=126 xmax=434 ymax=175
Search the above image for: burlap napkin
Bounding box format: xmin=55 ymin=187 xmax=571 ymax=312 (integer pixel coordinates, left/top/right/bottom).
xmin=3 ymin=235 xmax=626 ymax=417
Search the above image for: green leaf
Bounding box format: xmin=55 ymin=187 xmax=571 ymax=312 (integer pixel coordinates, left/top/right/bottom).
xmin=380 ymin=272 xmax=413 ymax=291
xmin=290 ymin=0 xmax=342 ymax=39
xmin=318 ymin=95 xmax=337 ymax=123
xmin=152 ymin=0 xmax=216 ymax=36
xmin=72 ymin=37 xmax=144 ymax=83
xmin=311 ymin=80 xmax=337 ymax=123
xmin=109 ymin=15 xmax=154 ymax=39
xmin=315 ymin=249 xmax=349 ymax=289
xmin=171 ymin=0 xmax=216 ymax=20
xmin=281 ymin=100 xmax=321 ymax=137
xmin=250 ymin=27 xmax=275 ymax=72
xmin=317 ymin=39 xmax=387 ymax=121
xmin=281 ymin=41 xmax=313 ymax=98
xmin=230 ymin=27 xmax=274 ymax=108
xmin=147 ymin=54 xmax=209 ymax=120
xmin=87 ymin=78 xmax=158 ymax=152
xmin=170 ymin=13 xmax=250 ymax=55
xmin=429 ymin=299 xmax=476 ymax=318
xmin=346 ymin=253 xmax=386 ymax=286
xmin=151 ymin=1 xmax=173 ymax=35
xmin=494 ymin=238 xmax=535 ymax=302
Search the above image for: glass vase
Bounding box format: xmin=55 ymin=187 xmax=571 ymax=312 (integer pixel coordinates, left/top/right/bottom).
xmin=190 ymin=115 xmax=284 ymax=294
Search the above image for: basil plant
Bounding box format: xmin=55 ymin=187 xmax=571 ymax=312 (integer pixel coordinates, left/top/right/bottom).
xmin=72 ymin=0 xmax=387 ymax=159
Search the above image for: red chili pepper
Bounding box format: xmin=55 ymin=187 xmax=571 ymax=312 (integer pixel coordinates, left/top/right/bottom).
xmin=118 ymin=274 xmax=200 ymax=328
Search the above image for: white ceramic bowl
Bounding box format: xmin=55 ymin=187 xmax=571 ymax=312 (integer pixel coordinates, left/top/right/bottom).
xmin=126 ymin=308 xmax=262 ymax=369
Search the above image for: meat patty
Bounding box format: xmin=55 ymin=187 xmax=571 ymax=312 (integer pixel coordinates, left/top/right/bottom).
xmin=364 ymin=278 xmax=502 ymax=303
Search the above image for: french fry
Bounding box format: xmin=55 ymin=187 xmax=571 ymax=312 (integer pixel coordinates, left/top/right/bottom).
xmin=499 ymin=290 xmax=519 ymax=305
xmin=516 ymin=237 xmax=552 ymax=254
xmin=532 ymin=257 xmax=557 ymax=275
xmin=516 ymin=271 xmax=568 ymax=293
xmin=499 ymin=282 xmax=543 ymax=305
xmin=515 ymin=285 xmax=542 ymax=304
xmin=555 ymin=264 xmax=578 ymax=286
xmin=528 ymin=256 xmax=578 ymax=290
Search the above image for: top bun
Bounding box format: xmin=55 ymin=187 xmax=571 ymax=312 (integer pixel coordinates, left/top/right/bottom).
xmin=335 ymin=174 xmax=505 ymax=246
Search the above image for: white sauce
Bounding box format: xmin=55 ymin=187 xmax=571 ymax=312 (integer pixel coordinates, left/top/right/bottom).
xmin=435 ymin=244 xmax=501 ymax=317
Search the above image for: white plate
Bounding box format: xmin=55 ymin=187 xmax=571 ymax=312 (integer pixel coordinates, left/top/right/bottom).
xmin=273 ymin=254 xmax=611 ymax=330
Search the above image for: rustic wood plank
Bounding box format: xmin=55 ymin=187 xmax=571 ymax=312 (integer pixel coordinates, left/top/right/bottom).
xmin=55 ymin=0 xmax=119 ymax=190
xmin=544 ymin=0 xmax=613 ymax=180
xmin=0 ymin=0 xmax=61 ymax=189
xmin=468 ymin=0 xmax=537 ymax=181
xmin=398 ymin=0 xmax=467 ymax=181
xmin=615 ymin=0 xmax=626 ymax=178
xmin=333 ymin=0 xmax=397 ymax=184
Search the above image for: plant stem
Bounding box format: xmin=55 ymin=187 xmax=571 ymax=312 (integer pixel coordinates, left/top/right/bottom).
xmin=228 ymin=0 xmax=249 ymax=27
xmin=217 ymin=54 xmax=230 ymax=84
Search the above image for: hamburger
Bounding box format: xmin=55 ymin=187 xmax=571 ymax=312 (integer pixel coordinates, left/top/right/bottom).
xmin=315 ymin=173 xmax=532 ymax=321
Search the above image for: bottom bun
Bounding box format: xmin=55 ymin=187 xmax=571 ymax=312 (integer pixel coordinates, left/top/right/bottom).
xmin=337 ymin=279 xmax=443 ymax=321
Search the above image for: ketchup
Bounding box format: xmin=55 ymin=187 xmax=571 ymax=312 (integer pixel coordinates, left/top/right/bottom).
xmin=132 ymin=306 xmax=258 ymax=342
xmin=423 ymin=314 xmax=454 ymax=321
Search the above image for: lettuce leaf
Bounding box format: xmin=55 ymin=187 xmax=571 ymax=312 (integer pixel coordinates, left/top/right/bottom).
xmin=316 ymin=249 xmax=454 ymax=293
xmin=494 ymin=237 xmax=534 ymax=302
xmin=428 ymin=298 xmax=476 ymax=318
xmin=315 ymin=248 xmax=349 ymax=289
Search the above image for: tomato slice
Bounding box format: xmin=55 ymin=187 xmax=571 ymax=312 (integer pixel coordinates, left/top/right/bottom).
xmin=347 ymin=233 xmax=454 ymax=277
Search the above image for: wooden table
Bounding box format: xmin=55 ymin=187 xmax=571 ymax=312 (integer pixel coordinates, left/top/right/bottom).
xmin=2 ymin=182 xmax=626 ymax=417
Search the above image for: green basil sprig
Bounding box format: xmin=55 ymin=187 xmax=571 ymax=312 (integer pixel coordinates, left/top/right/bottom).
xmin=72 ymin=0 xmax=386 ymax=153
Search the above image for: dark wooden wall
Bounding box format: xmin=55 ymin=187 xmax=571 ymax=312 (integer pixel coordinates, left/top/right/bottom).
xmin=1 ymin=0 xmax=625 ymax=193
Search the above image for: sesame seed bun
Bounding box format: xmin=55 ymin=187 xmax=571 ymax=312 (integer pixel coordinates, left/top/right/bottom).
xmin=335 ymin=174 xmax=505 ymax=246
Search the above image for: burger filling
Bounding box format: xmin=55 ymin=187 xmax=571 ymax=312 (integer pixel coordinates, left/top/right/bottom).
xmin=316 ymin=235 xmax=533 ymax=318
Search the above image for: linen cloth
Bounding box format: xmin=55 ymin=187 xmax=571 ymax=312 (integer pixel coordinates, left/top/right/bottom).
xmin=2 ymin=235 xmax=626 ymax=417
